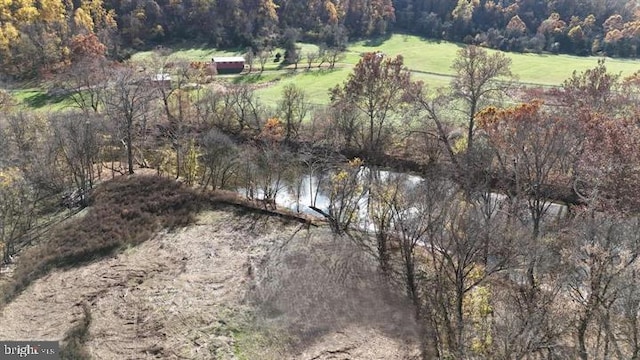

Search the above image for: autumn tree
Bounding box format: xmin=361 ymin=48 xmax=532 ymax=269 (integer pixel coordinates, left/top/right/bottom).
xmin=556 ymin=61 xmax=640 ymax=212
xmin=330 ymin=52 xmax=414 ymax=158
xmin=555 ymin=59 xmax=622 ymax=118
xmin=62 ymin=33 xmax=110 ymax=113
xmin=478 ymin=100 xmax=580 ymax=288
xmin=451 ymin=45 xmax=514 ymax=153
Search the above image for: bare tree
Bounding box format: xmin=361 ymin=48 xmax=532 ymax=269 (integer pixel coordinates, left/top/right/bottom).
xmin=245 ymin=47 xmax=255 ymax=73
xmin=277 ymin=84 xmax=309 ymax=143
xmin=258 ymin=48 xmax=271 ymax=74
xmin=61 ymin=57 xmax=109 ymax=113
xmin=5 ymin=112 xmax=66 ymax=193
xmin=0 ymin=168 xmax=36 ymax=265
xmin=561 ymin=212 xmax=640 ymax=360
xmin=326 ymin=47 xmax=343 ymax=69
xmin=50 ymin=111 xmax=102 ymax=206
xmin=317 ymin=46 xmax=327 ymax=68
xmin=154 ymin=59 xmax=200 ymax=178
xmin=200 ymin=129 xmax=239 ymax=190
xmin=324 ymin=158 xmax=366 ymax=234
xmin=305 ymin=51 xmax=318 ymax=70
xmin=104 ymin=67 xmax=156 ymax=175
xmin=330 ymin=101 xmax=364 ymax=151
xmin=197 ymin=85 xmax=264 ymax=134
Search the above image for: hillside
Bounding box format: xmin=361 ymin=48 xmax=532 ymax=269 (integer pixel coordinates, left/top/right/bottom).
xmin=0 ymin=182 xmax=419 ymax=359
xmin=2 ymin=0 xmax=640 ymax=79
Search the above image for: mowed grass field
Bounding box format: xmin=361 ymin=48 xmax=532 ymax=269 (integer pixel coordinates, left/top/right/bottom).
xmin=10 ymin=34 xmax=640 ymax=109
xmin=258 ymin=34 xmax=640 ymax=106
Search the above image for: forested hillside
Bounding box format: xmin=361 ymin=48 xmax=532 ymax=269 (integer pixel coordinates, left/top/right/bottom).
xmin=1 ymin=0 xmax=640 ymax=78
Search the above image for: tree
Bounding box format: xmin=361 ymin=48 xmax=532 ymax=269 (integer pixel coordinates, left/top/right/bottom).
xmin=305 ymin=51 xmax=318 ymax=70
xmin=330 ymin=101 xmax=364 ymax=151
xmin=555 ymin=59 xmax=621 ymax=118
xmin=560 ymin=211 xmax=640 ymax=359
xmin=0 ymin=167 xmax=36 ymax=265
xmin=415 ymin=185 xmax=514 ymax=358
xmin=50 ymin=111 xmax=102 ymax=206
xmin=281 ymin=27 xmax=301 ymax=69
xmin=5 ymin=112 xmax=66 ymax=193
xmin=477 ymin=101 xmax=581 ymax=288
xmin=325 ymin=158 xmax=366 ymax=234
xmin=277 ymin=84 xmax=309 ymax=143
xmin=63 ymin=57 xmax=109 ymax=113
xmin=451 ymin=45 xmax=514 ymax=153
xmin=155 ymin=59 xmax=198 ymax=179
xmin=325 ymin=47 xmax=344 ymax=69
xmin=245 ymin=47 xmax=255 ymax=73
xmin=199 ymin=129 xmax=239 ymax=190
xmin=330 ymin=52 xmax=414 ymax=158
xmin=258 ymin=48 xmax=271 ymax=73
xmin=104 ymin=67 xmax=156 ymax=175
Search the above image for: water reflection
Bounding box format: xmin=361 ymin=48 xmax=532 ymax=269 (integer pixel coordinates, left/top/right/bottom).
xmin=239 ymin=167 xmax=568 ymax=223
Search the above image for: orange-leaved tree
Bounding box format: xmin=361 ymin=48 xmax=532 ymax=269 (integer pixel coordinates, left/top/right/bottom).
xmin=478 ymin=100 xmax=581 ymax=287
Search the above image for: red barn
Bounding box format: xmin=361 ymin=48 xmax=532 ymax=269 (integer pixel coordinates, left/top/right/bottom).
xmin=212 ymin=56 xmax=245 ymax=74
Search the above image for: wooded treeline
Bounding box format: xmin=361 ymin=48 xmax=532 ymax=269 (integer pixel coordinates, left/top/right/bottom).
xmin=2 ymin=0 xmax=640 ymax=78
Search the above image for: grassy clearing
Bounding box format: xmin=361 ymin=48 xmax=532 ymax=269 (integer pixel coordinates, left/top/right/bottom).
xmin=130 ymin=46 xmax=242 ymax=63
xmin=348 ymin=34 xmax=640 ymax=85
xmin=10 ymin=88 xmax=74 ymax=111
xmin=255 ymin=35 xmax=640 ymax=106
xmin=255 ymin=67 xmax=353 ymax=107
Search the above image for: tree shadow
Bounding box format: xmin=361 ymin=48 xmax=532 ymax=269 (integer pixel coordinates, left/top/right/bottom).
xmin=22 ymin=91 xmax=67 ymax=108
xmin=232 ymin=74 xmax=265 ymax=84
xmin=361 ymin=33 xmax=393 ymax=47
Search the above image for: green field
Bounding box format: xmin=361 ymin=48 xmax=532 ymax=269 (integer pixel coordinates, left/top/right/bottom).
xmin=10 ymin=88 xmax=75 ymax=110
xmin=11 ymin=34 xmax=640 ymax=109
xmin=256 ymin=34 xmax=640 ymax=106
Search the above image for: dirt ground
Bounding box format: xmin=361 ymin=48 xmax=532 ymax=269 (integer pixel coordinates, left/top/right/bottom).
xmin=0 ymin=208 xmax=419 ymax=359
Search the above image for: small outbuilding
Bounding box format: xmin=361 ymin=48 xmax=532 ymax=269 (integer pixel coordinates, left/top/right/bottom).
xmin=212 ymin=56 xmax=245 ymax=74
xmin=152 ymin=73 xmax=172 ymax=88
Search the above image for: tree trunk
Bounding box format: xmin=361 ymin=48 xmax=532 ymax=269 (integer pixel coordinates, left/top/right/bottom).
xmin=467 ymin=100 xmax=476 ymax=152
xmin=127 ymin=118 xmax=134 ymax=174
xmin=577 ymin=316 xmax=589 ymax=360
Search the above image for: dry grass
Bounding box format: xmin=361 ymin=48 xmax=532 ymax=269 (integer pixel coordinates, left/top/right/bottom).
xmin=0 ymin=175 xmax=420 ymax=359
xmin=1 ymin=175 xmax=209 ymax=306
xmin=246 ymin=226 xmax=419 ymax=357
